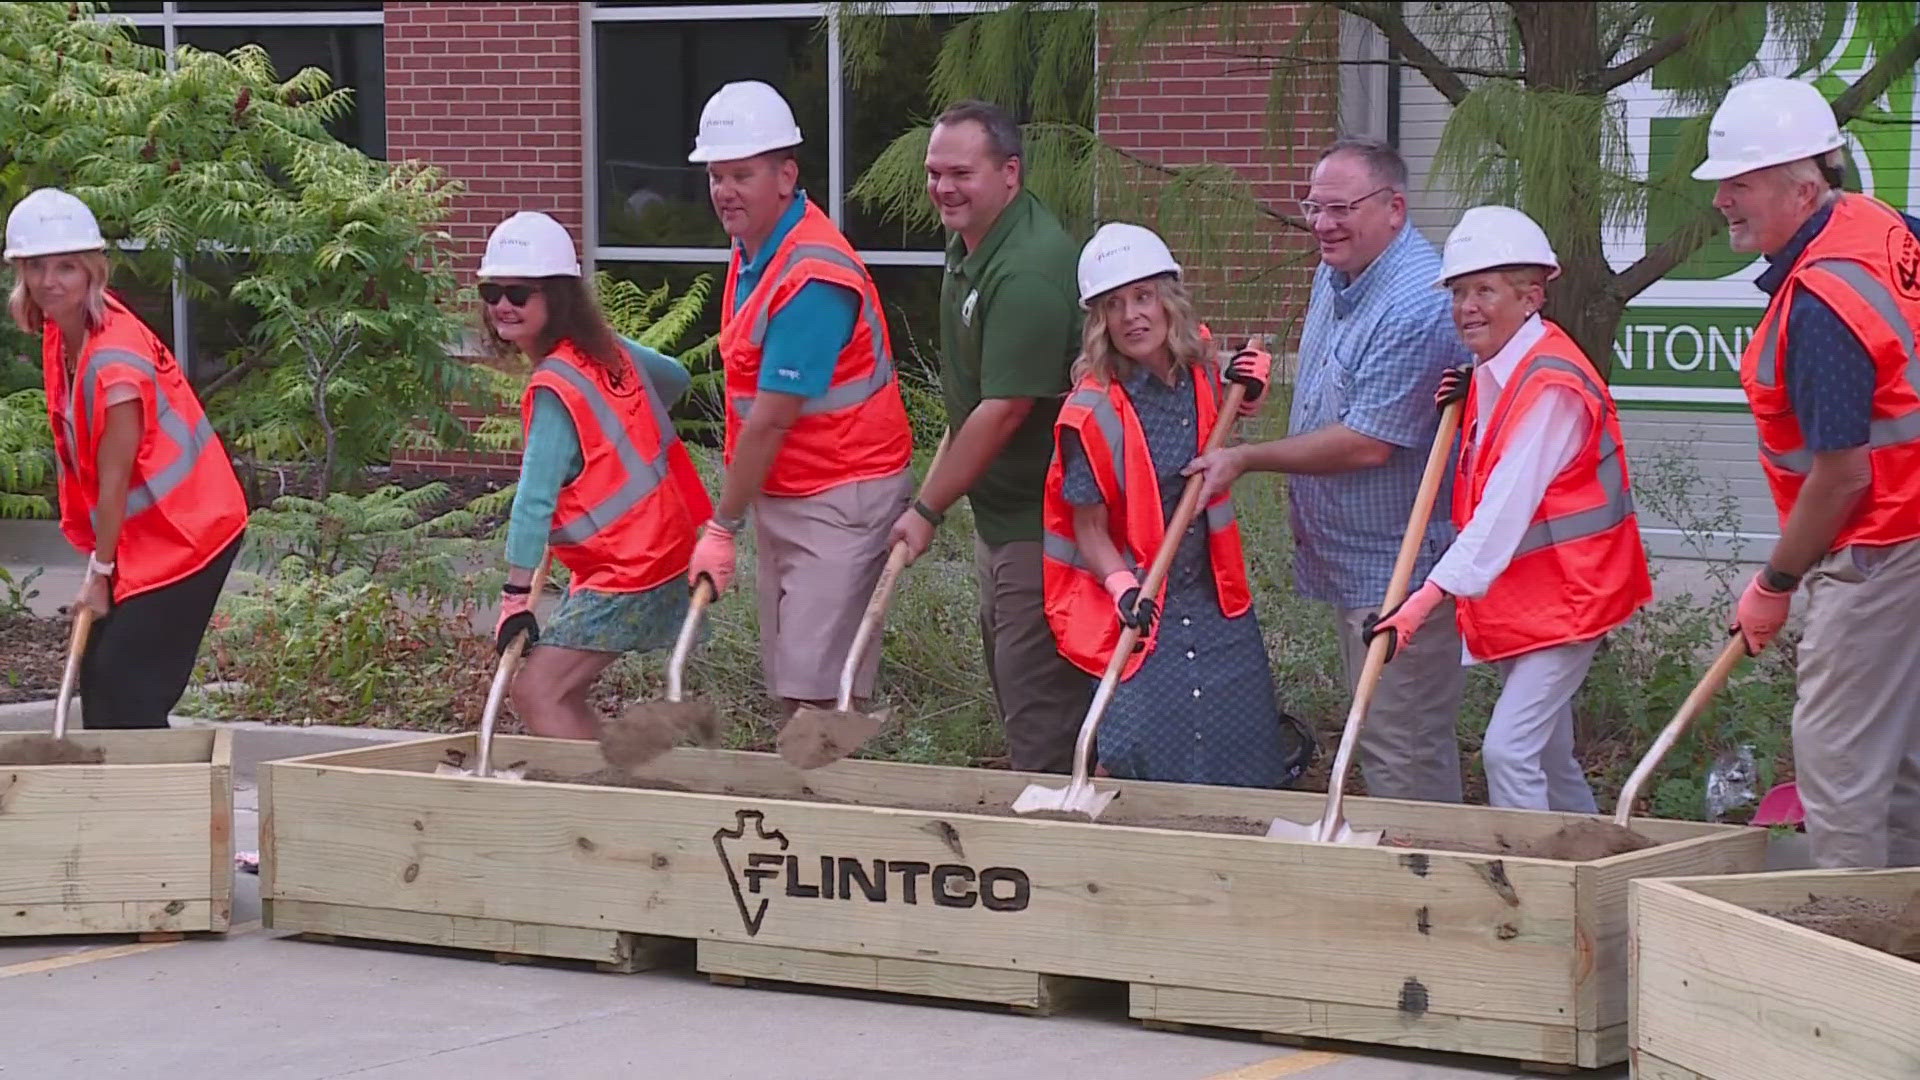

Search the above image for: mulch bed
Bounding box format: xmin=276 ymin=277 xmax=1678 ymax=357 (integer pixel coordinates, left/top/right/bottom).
xmin=0 ymin=613 xmax=71 ymax=704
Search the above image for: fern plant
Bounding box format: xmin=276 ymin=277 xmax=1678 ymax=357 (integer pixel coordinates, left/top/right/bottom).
xmin=0 ymin=388 xmax=54 ymax=520
xmin=243 ymin=483 xmax=505 ymax=600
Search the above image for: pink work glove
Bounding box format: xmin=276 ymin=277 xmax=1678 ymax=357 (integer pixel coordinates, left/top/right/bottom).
xmin=494 ymin=590 xmax=538 ymax=657
xmin=688 ymin=519 xmax=737 ymax=597
xmin=1731 ymin=571 xmax=1793 ymax=655
xmin=1226 ymin=338 xmax=1271 ymax=418
xmin=1361 ymin=580 xmax=1447 ymax=663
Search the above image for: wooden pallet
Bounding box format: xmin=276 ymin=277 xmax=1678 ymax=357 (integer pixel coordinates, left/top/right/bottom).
xmin=261 ymin=733 xmax=1766 ymax=1069
xmin=1630 ymin=868 xmax=1920 ymax=1080
xmin=2 ymin=729 xmax=233 ymax=938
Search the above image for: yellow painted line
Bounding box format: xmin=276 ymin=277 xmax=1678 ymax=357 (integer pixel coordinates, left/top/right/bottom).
xmin=0 ymin=938 xmax=183 ymax=978
xmin=1201 ymin=1050 xmax=1348 ymax=1079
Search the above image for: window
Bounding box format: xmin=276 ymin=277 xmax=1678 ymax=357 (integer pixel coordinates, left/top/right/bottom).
xmin=177 ymin=25 xmax=385 ymax=156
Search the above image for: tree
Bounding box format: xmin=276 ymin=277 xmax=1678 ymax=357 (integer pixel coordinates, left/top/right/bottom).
xmin=0 ymin=2 xmax=481 ymax=489
xmin=842 ymin=2 xmax=1920 ymax=375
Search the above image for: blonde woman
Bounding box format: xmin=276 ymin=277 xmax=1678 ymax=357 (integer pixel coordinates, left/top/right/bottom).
xmin=1040 ymin=222 xmax=1304 ymax=788
xmin=4 ymin=188 xmax=248 ymax=728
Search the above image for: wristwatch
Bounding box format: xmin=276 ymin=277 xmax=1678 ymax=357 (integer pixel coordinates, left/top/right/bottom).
xmin=1761 ymin=565 xmax=1801 ymax=592
xmin=87 ymin=552 xmax=116 ymax=578
xmin=911 ymin=499 xmax=945 ymax=527
xmin=710 ymin=512 xmax=747 ymax=535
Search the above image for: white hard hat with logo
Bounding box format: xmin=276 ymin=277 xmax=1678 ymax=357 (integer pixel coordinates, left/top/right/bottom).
xmin=4 ymin=188 xmax=108 ymax=261
xmin=1077 ymin=222 xmax=1182 ymax=308
xmin=1692 ymin=76 xmax=1845 ymax=182
xmin=478 ymin=211 xmax=579 ymax=279
xmin=687 ymin=80 xmax=805 ymax=164
xmin=1436 ymin=205 xmax=1560 ymax=286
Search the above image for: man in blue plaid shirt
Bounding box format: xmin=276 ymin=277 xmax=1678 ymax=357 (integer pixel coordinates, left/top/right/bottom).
xmin=1188 ymin=138 xmax=1470 ymax=803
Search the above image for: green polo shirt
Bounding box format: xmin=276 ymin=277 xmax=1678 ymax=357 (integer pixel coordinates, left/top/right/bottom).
xmin=939 ymin=189 xmax=1081 ymax=546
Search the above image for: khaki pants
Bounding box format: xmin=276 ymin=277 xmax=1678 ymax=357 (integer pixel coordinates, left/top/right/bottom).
xmin=1792 ymin=538 xmax=1920 ymax=869
xmin=752 ymin=470 xmax=913 ymax=703
xmin=1483 ymin=638 xmax=1602 ymax=812
xmin=1333 ymin=601 xmax=1467 ymax=804
xmin=975 ymin=538 xmax=1095 ymax=773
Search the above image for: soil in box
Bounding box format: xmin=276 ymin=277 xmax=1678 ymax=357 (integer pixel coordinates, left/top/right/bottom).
xmin=0 ymin=735 xmax=106 ymax=765
xmin=1761 ymin=893 xmax=1920 ymax=960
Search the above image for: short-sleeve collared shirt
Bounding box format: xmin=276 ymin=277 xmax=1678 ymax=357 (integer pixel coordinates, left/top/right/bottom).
xmin=1287 ymin=222 xmax=1472 ymax=610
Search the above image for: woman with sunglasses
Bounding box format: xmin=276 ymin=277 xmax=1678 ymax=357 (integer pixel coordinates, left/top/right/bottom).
xmin=479 ymin=211 xmax=713 ymax=739
xmin=4 ymin=188 xmax=249 ymax=728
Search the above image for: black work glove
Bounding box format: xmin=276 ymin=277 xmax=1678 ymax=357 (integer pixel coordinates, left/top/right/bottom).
xmin=1116 ymin=587 xmax=1159 ymax=636
xmin=1434 ymin=363 xmax=1473 ymax=412
xmin=495 ymin=610 xmax=540 ymax=657
xmin=1225 ymin=346 xmax=1271 ymax=402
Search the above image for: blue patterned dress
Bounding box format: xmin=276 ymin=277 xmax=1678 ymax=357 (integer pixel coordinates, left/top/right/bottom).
xmin=1058 ymin=363 xmax=1297 ymax=789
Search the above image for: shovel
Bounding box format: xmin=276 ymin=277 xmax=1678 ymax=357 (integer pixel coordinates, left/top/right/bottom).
xmin=1012 ymin=380 xmax=1250 ymax=821
xmin=0 ymin=604 xmax=105 ymax=766
xmin=778 ymin=430 xmax=952 ymax=770
xmin=442 ymin=555 xmax=550 ymax=780
xmin=1612 ymin=635 xmax=1747 ymax=826
xmin=1267 ymin=398 xmax=1463 ymax=845
xmin=599 ymin=577 xmax=720 ymax=772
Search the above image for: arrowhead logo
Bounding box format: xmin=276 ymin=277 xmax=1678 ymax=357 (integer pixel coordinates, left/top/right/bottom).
xmin=713 ymin=809 xmax=788 ymax=937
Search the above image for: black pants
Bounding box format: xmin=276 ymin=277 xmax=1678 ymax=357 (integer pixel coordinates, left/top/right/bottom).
xmin=79 ymin=533 xmax=244 ymax=729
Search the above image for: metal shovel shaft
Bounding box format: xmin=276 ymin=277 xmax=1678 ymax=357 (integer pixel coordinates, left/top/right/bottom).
xmin=478 ymin=554 xmax=549 ymax=778
xmin=53 ymin=606 xmax=94 ymax=741
xmin=1612 ymin=635 xmax=1747 ymax=826
xmin=668 ymin=579 xmax=716 ymax=705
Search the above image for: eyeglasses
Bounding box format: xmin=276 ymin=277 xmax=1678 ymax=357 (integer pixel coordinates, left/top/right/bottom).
xmin=1297 ymin=186 xmax=1393 ymax=222
xmin=479 ymin=282 xmax=540 ymax=307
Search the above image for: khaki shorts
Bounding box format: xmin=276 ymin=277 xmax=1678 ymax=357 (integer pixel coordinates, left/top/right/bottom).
xmin=752 ymin=469 xmax=914 ymax=702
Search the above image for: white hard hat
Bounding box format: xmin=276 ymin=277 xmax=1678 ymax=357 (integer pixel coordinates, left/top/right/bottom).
xmin=1436 ymin=205 xmax=1560 ymax=286
xmin=687 ymin=80 xmax=804 ymax=164
xmin=1077 ymin=222 xmax=1182 ymax=308
xmin=4 ymin=188 xmax=107 ymax=261
xmin=1692 ymin=76 xmax=1845 ymax=182
xmin=477 ymin=211 xmax=579 ymax=279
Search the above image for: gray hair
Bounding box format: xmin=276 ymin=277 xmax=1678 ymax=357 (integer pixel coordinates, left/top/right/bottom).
xmin=1318 ymin=137 xmax=1409 ymax=192
xmin=934 ymin=99 xmax=1023 ymax=163
xmin=1778 ymin=147 xmax=1846 ymax=193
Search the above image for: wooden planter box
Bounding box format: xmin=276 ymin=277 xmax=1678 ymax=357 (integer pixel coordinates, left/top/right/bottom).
xmin=1631 ymin=868 xmax=1920 ymax=1080
xmin=2 ymin=728 xmax=233 ymax=937
xmin=262 ymin=733 xmax=1765 ymax=1070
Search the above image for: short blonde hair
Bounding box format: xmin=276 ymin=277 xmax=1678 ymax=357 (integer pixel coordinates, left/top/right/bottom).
xmin=1072 ymin=274 xmax=1208 ymax=386
xmin=8 ymin=251 xmax=112 ymax=336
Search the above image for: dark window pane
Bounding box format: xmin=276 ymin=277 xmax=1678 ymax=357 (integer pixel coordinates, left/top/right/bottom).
xmin=177 ymin=2 xmax=382 ymax=11
xmin=102 ymin=2 xmax=164 ymax=12
xmin=594 ymin=20 xmax=828 ymax=248
xmin=181 ymin=253 xmax=260 ymax=383
xmin=177 ymin=25 xmax=385 ymax=157
xmin=844 ymin=16 xmax=958 ymax=251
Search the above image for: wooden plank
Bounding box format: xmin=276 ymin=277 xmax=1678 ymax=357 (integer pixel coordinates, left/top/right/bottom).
xmin=1631 ymin=1049 xmax=1715 ymax=1080
xmin=0 ymin=728 xmax=213 ymax=766
xmin=2 ymin=899 xmax=213 ymax=936
xmin=267 ymin=898 xmax=664 ymax=970
xmin=1649 ymin=866 xmax=1920 ymax=910
xmin=1575 ymin=827 xmax=1768 ymax=1037
xmin=1630 ymin=876 xmax=1920 ymax=1080
xmin=208 ymin=729 xmax=233 ymax=932
xmin=1128 ymin=982 xmax=1588 ymax=1066
xmin=264 ymin=757 xmax=1586 ymax=1027
xmin=0 ymin=763 xmax=213 ymax=906
xmin=262 ymin=734 xmax=470 ymax=774
xmin=700 ymin=940 xmax=1069 ymax=1010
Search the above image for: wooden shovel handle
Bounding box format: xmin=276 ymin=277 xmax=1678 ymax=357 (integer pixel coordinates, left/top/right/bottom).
xmin=666 ymin=577 xmax=715 ymax=704
xmin=1612 ymin=634 xmax=1747 ymax=826
xmin=52 ymin=604 xmax=95 ymax=741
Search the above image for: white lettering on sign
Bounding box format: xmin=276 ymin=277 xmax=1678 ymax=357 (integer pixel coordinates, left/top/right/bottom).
xmin=1613 ymin=320 xmax=1753 ymax=376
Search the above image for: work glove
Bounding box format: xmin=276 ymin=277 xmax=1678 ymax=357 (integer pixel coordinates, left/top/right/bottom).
xmin=1434 ymin=363 xmax=1473 ymax=413
xmin=1104 ymin=569 xmax=1158 ymax=637
xmin=1226 ymin=338 xmax=1271 ymax=416
xmin=1730 ymin=571 xmax=1794 ymax=656
xmin=494 ymin=590 xmax=539 ymax=657
xmin=688 ymin=519 xmax=738 ymax=597
xmin=1361 ymin=580 xmax=1447 ymax=663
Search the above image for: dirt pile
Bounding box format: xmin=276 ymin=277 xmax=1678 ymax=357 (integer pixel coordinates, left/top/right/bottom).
xmin=1382 ymin=819 xmax=1657 ymax=860
xmin=776 ymin=706 xmax=887 ymax=770
xmin=1763 ymin=894 xmax=1920 ymax=960
xmin=0 ymin=735 xmax=105 ymax=766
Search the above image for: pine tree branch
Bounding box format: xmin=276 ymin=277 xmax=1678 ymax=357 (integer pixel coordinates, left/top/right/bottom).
xmin=1591 ymin=4 xmax=1742 ymax=93
xmin=1212 ymin=49 xmax=1520 ymax=80
xmin=1105 ymin=141 xmax=1311 ymax=233
xmin=1328 ymin=0 xmax=1474 ymax=106
xmin=1613 ymin=215 xmax=1724 ymax=300
xmin=1831 ymin=19 xmax=1920 ymax=126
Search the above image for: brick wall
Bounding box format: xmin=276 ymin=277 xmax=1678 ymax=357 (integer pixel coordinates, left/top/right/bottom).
xmin=384 ymin=1 xmax=585 ymax=477
xmin=1096 ymin=4 xmax=1337 ymax=360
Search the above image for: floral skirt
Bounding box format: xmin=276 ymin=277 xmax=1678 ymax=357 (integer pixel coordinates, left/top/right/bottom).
xmin=538 ymin=578 xmax=692 ymax=656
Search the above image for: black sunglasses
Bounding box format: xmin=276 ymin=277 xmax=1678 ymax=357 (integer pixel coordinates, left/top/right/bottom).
xmin=479 ymin=282 xmax=541 ymax=307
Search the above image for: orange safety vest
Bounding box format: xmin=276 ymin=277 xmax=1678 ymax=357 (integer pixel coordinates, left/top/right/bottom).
xmin=1739 ymin=193 xmax=1920 ymax=550
xmin=521 ymin=340 xmax=712 ymax=594
xmin=719 ymin=198 xmax=913 ymax=497
xmin=43 ymin=294 xmax=248 ymax=603
xmin=1041 ymin=366 xmax=1252 ymax=680
xmin=1452 ymin=322 xmax=1652 ymax=663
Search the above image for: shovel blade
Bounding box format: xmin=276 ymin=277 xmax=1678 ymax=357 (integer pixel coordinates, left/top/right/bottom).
xmin=1265 ymin=815 xmax=1384 ymax=846
xmin=1010 ymin=779 xmax=1119 ymax=820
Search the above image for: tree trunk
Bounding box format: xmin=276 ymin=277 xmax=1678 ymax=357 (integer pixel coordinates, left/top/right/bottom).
xmin=1511 ymin=1 xmax=1623 ymax=377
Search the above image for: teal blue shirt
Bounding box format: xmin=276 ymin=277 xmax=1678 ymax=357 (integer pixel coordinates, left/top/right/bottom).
xmin=505 ymin=339 xmax=691 ymax=570
xmin=731 ymin=189 xmax=860 ymax=400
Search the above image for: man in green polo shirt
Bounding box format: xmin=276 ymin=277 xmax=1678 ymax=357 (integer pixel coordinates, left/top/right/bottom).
xmin=887 ymin=99 xmax=1092 ymax=773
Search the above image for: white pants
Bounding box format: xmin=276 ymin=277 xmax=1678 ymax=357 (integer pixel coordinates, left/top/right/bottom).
xmin=1482 ymin=637 xmax=1602 ymax=812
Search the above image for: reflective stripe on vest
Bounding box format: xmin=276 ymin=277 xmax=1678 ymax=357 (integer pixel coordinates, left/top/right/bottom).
xmin=76 ymin=348 xmax=218 ymax=523
xmin=1489 ymin=355 xmax=1635 ymax=559
xmin=729 ymin=242 xmax=895 ymax=419
xmin=1753 ymin=256 xmax=1920 ymax=475
xmin=537 ymin=357 xmax=675 ymax=547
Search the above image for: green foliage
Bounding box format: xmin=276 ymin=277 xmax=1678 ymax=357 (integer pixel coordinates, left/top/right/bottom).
xmin=0 ymin=387 xmax=54 ymax=519
xmin=599 ymin=269 xmax=724 ymax=439
xmin=242 ymin=484 xmax=505 ymax=602
xmin=0 ymin=565 xmax=42 ymax=616
xmin=0 ymin=2 xmax=479 ymax=486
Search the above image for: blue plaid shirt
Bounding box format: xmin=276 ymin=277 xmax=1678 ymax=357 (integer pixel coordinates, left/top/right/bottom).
xmin=1287 ymin=222 xmax=1472 ymax=610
